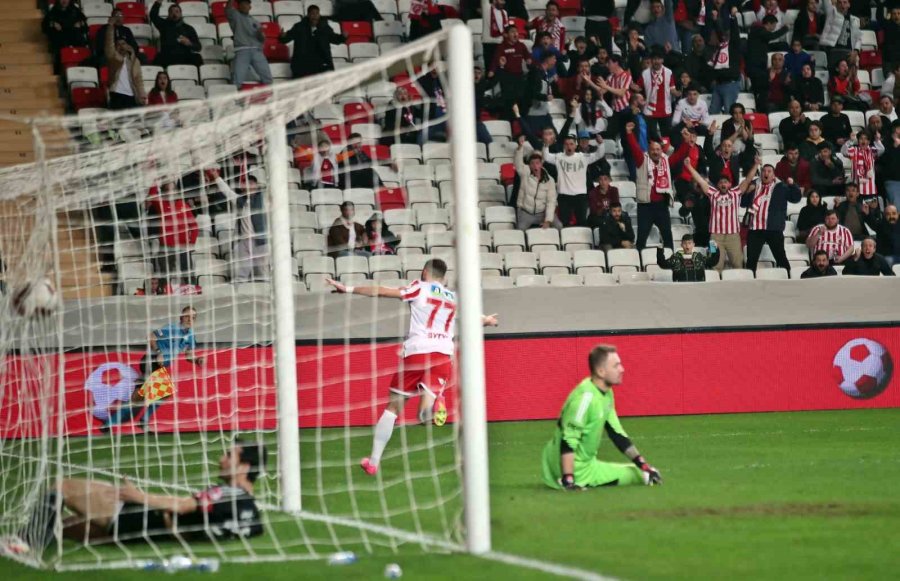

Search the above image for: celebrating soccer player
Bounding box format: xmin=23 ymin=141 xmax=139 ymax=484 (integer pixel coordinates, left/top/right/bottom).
xmin=327 ymin=258 xmax=499 ymax=476
xmin=542 ymin=345 xmax=662 ymax=489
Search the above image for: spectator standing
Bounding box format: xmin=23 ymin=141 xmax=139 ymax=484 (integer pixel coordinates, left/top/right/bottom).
xmin=514 ymin=136 xmax=560 ymax=229
xmin=819 ymin=0 xmax=860 ymax=69
xmin=800 ymin=250 xmax=839 ymax=277
xmin=796 ymin=189 xmax=827 ymax=243
xmin=842 ymin=131 xmax=884 ymax=203
xmin=596 ymin=54 xmax=633 ymax=119
xmin=810 ymin=142 xmax=845 ymax=197
xmin=741 ymin=165 xmax=802 ymax=273
xmin=542 ymin=133 xmax=605 ymax=226
xmin=866 ymin=204 xmax=900 ymax=265
xmin=587 ymin=175 xmax=620 ymax=227
xmin=656 ymin=234 xmax=721 ymax=281
xmin=308 ymin=139 xmax=340 ymax=188
xmin=793 ymin=63 xmax=825 ymax=111
xmin=821 ymin=96 xmax=852 ymax=146
xmin=92 ymin=9 xmax=141 ymax=67
xmin=334 ymin=0 xmax=383 ymax=22
xmin=408 ymin=0 xmax=442 ymax=41
xmin=597 ymin=203 xmax=636 ymax=250
xmin=779 ymin=101 xmax=812 ymax=150
xmin=637 ymin=48 xmax=678 ymax=139
xmin=775 ymin=145 xmax=812 ymax=192
xmin=684 ymin=157 xmax=760 ymax=271
xmin=747 ymin=15 xmax=790 ymax=94
xmin=674 ymin=0 xmax=705 ymax=60
xmin=147 ymin=72 xmax=178 ymax=106
xmin=682 ymin=35 xmax=711 ymax=94
xmin=147 ymin=182 xmax=198 ymax=284
xmin=806 ymin=209 xmax=855 ymax=263
xmin=704 ymin=134 xmax=753 ymax=187
xmin=489 ymin=25 xmax=533 ymax=119
xmin=885 ymin=8 xmax=900 ymax=79
xmin=624 ymin=121 xmax=675 ymax=250
xmin=669 ymin=128 xmax=710 ymax=245
xmin=842 ymin=237 xmax=895 ymax=275
xmin=327 ymin=202 xmax=368 ymax=257
xmin=227 ymin=0 xmax=273 ymax=87
xmin=337 ymin=133 xmax=377 ymax=188
xmin=529 ymin=1 xmax=567 ymax=53
xmin=150 ymin=0 xmax=203 ymax=68
xmin=525 ymin=52 xmax=560 ymax=134
xmin=835 ymin=183 xmax=875 ymax=240
xmin=880 ymin=62 xmax=900 ymax=102
xmin=881 ymin=126 xmax=900 ymax=207
xmin=105 ymin=21 xmax=146 ymax=110
xmin=280 ymin=4 xmax=345 ymax=79
xmin=212 ymin=172 xmax=268 ymax=281
xmin=756 ymin=0 xmax=785 ymax=28
xmin=381 ymin=87 xmax=423 ymax=145
xmin=761 ymin=52 xmax=793 ymax=114
xmin=482 ymin=0 xmax=510 ymax=73
xmin=793 ymin=0 xmax=825 ymax=49
xmin=43 ymin=0 xmax=87 ymax=54
xmin=643 ymin=0 xmax=679 ymax=54
xmin=785 ymin=39 xmax=813 ymax=78
xmin=671 ymin=85 xmax=712 ymax=147
xmin=707 ymin=12 xmax=742 ymax=114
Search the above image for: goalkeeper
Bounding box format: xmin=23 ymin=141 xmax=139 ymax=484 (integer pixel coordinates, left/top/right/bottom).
xmin=542 ymin=345 xmax=663 ymax=489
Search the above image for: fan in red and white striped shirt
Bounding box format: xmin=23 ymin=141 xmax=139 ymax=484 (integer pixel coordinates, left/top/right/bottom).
xmin=684 ymin=158 xmax=760 ymax=235
xmin=599 ymin=56 xmax=632 ymax=113
xmin=807 ymin=210 xmax=855 ymax=263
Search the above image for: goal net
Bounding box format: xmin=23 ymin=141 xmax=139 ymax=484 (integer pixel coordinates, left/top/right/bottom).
xmin=0 ymin=26 xmax=489 ymax=571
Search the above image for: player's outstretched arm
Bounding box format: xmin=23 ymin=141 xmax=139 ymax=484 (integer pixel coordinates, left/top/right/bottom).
xmin=118 ymin=477 xmax=198 ymax=514
xmin=326 ymin=278 xmax=403 ymax=299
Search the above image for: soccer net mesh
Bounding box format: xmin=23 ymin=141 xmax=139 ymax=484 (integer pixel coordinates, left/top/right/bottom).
xmin=0 ymin=29 xmax=480 ymax=570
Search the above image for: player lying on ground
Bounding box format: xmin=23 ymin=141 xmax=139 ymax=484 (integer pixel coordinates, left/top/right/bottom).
xmin=542 ymin=344 xmax=663 ymax=489
xmin=326 ymin=258 xmax=499 ymax=476
xmin=7 ymin=439 xmax=266 ymax=554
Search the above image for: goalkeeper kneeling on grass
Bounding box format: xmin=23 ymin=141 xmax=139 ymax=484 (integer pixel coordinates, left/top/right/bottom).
xmin=542 ymin=344 xmax=662 ymax=490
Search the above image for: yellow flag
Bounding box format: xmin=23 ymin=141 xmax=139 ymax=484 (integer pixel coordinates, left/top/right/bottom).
xmin=136 ymin=366 xmax=175 ymax=403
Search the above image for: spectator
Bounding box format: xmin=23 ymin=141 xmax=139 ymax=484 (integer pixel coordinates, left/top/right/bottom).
xmin=866 ymin=204 xmax=900 ymax=265
xmin=674 ymin=0 xmax=705 ymax=58
xmin=619 ymin=93 xmax=661 ymax=179
xmin=810 ymin=142 xmax=845 ymax=197
xmin=105 ymin=21 xmax=146 ymax=110
xmin=567 ymin=36 xmax=598 ymax=77
xmin=878 ymin=96 xmax=898 ymax=127
xmin=643 ymin=0 xmax=679 ymax=54
xmin=575 ymin=128 xmax=611 ymax=185
xmin=483 ymin=0 xmax=510 ymax=73
xmin=409 ymin=0 xmax=443 ymax=41
xmin=656 ymin=234 xmax=720 ymax=281
xmin=747 ymin=15 xmax=790 ymax=92
xmin=147 ymin=72 xmax=178 ymax=106
xmin=327 ymin=202 xmax=368 ymax=257
xmin=806 ymin=208 xmax=855 ymax=263
xmin=474 ymin=65 xmax=500 ymax=121
xmin=719 ymin=103 xmax=754 ymax=156
xmin=682 ymin=37 xmax=710 ymax=94
xmin=799 ymin=121 xmax=833 ymax=161
xmin=835 ymin=183 xmax=875 ymax=240
xmin=334 ymin=0 xmax=383 ymax=22
xmin=529 ymin=1 xmax=566 ymax=53
xmin=212 ymin=171 xmax=268 ymax=281
xmin=741 ymin=165 xmax=802 ymax=273
xmin=542 ymin=132 xmax=605 ymax=226
xmin=684 ymin=156 xmax=760 ymax=271
xmin=624 ymin=121 xmax=674 ymax=250
xmin=532 ymin=31 xmax=565 ymax=69
xmin=92 ymin=9 xmax=141 ymax=67
xmin=820 ymin=96 xmax=852 ymax=146
xmin=882 ymin=125 xmax=900 ymax=207
xmin=785 ymin=39 xmax=813 ymax=78
xmin=337 ymin=133 xmax=377 ymax=188
xmin=147 ymin=182 xmax=198 ymax=284
xmin=669 ymin=128 xmax=709 ymax=245
xmin=596 ymin=55 xmax=633 ymax=119
xmin=704 ymin=134 xmax=753 ymax=187
xmin=418 ymin=69 xmax=449 ymax=143
xmin=597 ymin=202 xmax=636 ymax=250
xmin=707 ymin=12 xmax=742 ymax=114
xmin=800 ymin=250 xmax=839 ymax=277
xmin=381 ymin=87 xmax=423 ymax=145
xmin=828 ymin=59 xmax=867 ymax=112
xmin=514 ymin=137 xmax=560 ymax=229
xmin=309 ymin=139 xmax=339 ymax=188
xmin=885 ymin=7 xmax=900 ymax=76
xmin=576 ymin=86 xmax=614 ymax=135
xmin=150 ymin=0 xmax=203 ymax=68
xmin=227 ymin=0 xmax=273 ymax=87
xmin=775 ymin=144 xmax=812 ymax=192
xmin=671 ymin=85 xmax=712 ymax=148
xmin=364 ymin=213 xmax=397 ymax=255
xmin=842 ymin=237 xmax=895 ymax=275
xmin=819 ymin=0 xmax=860 ymax=69
xmin=792 ymin=63 xmax=825 ymax=112
xmin=135 ymin=277 xmax=167 ymax=296
xmin=619 ymin=27 xmax=648 ymax=79
xmin=637 ymin=47 xmax=678 ymax=139
xmin=760 ymin=52 xmax=792 ymax=113
xmin=280 ymin=4 xmax=345 ymax=79
xmin=881 ymin=62 xmax=900 ymax=102
xmin=511 ymin=102 xmax=574 ymax=184
xmin=525 ymin=52 xmax=560 ymax=134
xmin=43 ymin=0 xmax=87 ymax=54
xmin=797 ymin=189 xmax=827 ymax=243
xmin=587 ymin=174 xmax=620 ymax=227
xmin=756 ymin=0 xmax=785 ymax=28
xmin=489 ymin=25 xmax=533 ymax=119
xmin=842 ymin=130 xmax=884 ymax=203
xmin=793 ymin=0 xmax=825 ymax=50
xmin=779 ymin=100 xmax=812 ymax=150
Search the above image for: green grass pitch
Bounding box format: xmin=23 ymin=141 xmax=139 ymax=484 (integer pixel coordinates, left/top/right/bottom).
xmin=5 ymin=408 xmax=900 ymax=580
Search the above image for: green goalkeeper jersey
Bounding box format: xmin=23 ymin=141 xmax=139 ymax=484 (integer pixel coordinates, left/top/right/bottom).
xmin=541 ymin=377 xmax=630 ymax=489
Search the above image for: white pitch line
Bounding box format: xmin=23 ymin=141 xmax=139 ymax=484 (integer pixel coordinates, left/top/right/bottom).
xmin=480 ymin=550 xmax=619 ymax=581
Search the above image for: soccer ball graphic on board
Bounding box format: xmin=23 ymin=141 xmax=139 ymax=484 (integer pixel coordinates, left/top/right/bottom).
xmin=832 ymin=338 xmax=894 ymax=399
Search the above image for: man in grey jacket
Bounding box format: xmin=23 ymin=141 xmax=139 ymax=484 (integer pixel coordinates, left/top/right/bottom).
xmin=515 ymin=135 xmax=561 ymax=230
xmin=227 ymin=0 xmax=273 ymax=87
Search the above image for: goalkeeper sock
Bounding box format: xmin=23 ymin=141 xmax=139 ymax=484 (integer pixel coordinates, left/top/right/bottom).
xmin=19 ymin=491 xmax=58 ymax=553
xmin=370 ymin=410 xmax=398 ymax=465
xmin=139 ymin=402 xmax=160 ymax=428
xmin=105 ymin=402 xmax=136 ymax=427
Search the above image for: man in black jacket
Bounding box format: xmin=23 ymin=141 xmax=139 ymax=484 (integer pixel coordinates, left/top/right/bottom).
xmin=747 ymin=15 xmax=790 ymax=97
xmin=741 ymin=166 xmax=803 ymax=273
xmin=597 ymin=203 xmax=635 ymax=250
xmin=801 ymin=250 xmax=839 ymax=278
xmin=656 ymin=234 xmax=720 ymax=281
xmin=842 ymin=237 xmax=895 ymax=276
xmin=820 ymin=96 xmax=853 ymax=147
xmin=865 ymin=204 xmax=900 ymax=266
xmin=280 ymin=4 xmax=346 ymax=79
xmin=92 ymin=8 xmax=143 ymax=66
xmin=149 ymin=0 xmax=202 ymax=67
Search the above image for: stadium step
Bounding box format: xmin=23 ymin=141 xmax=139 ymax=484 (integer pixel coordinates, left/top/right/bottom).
xmin=0 ymin=84 xmax=61 ymax=100
xmin=0 ymin=52 xmax=52 ymax=66
xmin=0 ymin=64 xmax=55 ymax=78
xmin=0 ymin=28 xmax=44 ymax=44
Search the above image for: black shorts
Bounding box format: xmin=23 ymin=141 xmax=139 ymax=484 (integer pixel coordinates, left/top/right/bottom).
xmin=110 ymin=503 xmax=170 ymax=540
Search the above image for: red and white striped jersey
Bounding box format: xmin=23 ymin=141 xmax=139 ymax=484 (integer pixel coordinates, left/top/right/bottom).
xmin=400 ymin=279 xmax=456 ymax=357
xmin=607 ymin=70 xmax=632 ymax=112
xmin=845 ymin=145 xmax=877 ymax=197
xmin=809 ymin=224 xmax=854 ymax=260
xmin=748 ymin=182 xmax=774 ymax=231
xmin=705 ymin=186 xmax=742 ymax=234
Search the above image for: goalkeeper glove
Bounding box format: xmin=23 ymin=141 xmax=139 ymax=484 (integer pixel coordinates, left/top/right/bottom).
xmin=561 ymin=474 xmax=579 ymax=491
xmin=633 ymin=456 xmax=663 ymax=485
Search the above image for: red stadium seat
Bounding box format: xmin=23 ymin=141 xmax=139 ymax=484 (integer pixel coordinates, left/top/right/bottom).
xmin=859 ymin=50 xmax=882 ymax=70
xmin=746 ymin=113 xmax=770 ymax=134
xmin=239 ymin=82 xmax=265 ymax=91
xmin=98 ymin=66 xmax=109 ymax=88
xmin=343 ymin=102 xmax=374 ymax=124
xmin=322 ymin=123 xmax=348 ymax=143
xmin=362 ymin=144 xmax=389 ymax=163
xmin=341 ymin=21 xmax=373 ymax=44
xmin=609 ymin=16 xmax=620 ymax=34
xmin=60 ymin=46 xmax=91 ymax=69
xmin=70 ymin=87 xmax=107 ymax=111
xmin=260 ymin=21 xmax=281 ymax=39
xmin=556 ymin=0 xmax=582 ymax=17
xmin=210 ymin=1 xmax=228 ymax=24
xmin=115 ymin=2 xmax=147 ymax=23
xmin=510 ymin=17 xmax=528 ymax=37
xmin=500 ymin=163 xmax=515 ymax=186
xmin=377 ymin=187 xmax=407 ymax=210
xmin=293 ymin=145 xmax=314 ymax=169
xmin=263 ymin=40 xmax=290 ymax=62
xmin=138 ymin=45 xmax=157 ymax=63
xmin=862 ymin=89 xmax=880 ymax=103
xmin=88 ymin=24 xmax=104 ymax=45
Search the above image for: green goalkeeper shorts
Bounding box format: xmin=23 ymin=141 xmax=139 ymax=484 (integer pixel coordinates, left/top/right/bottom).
xmin=577 ymin=460 xmax=645 ymax=488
